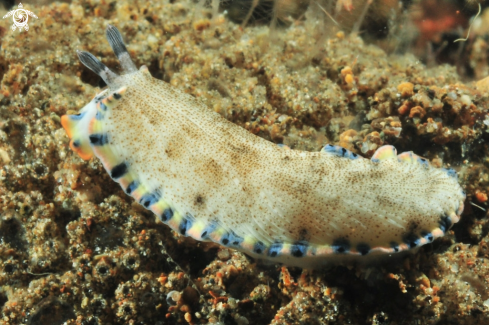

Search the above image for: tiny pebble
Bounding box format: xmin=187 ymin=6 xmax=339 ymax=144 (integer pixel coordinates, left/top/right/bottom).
xmin=217 ymin=248 xmax=231 ymax=261
xmin=0 ymin=149 xmax=10 ymax=164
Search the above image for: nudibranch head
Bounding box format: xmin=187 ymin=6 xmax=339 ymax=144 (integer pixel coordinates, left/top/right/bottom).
xmin=61 ymin=25 xmax=150 ymax=161
xmin=61 ymin=26 xmax=466 ymax=269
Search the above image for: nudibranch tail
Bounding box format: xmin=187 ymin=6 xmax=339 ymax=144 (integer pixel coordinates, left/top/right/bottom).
xmin=61 ymin=25 xmax=466 ymax=268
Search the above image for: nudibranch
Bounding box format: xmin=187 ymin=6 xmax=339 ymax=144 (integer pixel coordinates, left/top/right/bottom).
xmin=61 ymin=26 xmax=465 ymax=268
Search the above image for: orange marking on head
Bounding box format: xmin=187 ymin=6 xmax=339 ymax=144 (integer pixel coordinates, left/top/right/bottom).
xmin=88 ymin=117 xmax=96 ymax=134
xmin=61 ymin=115 xmax=74 ymax=139
xmin=69 ymin=140 xmax=93 ymax=160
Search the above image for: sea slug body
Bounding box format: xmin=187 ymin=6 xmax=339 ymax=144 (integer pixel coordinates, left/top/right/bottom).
xmin=61 ymin=26 xmax=466 ymax=268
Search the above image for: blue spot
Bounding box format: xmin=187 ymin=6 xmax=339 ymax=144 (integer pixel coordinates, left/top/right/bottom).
xmin=113 ymin=92 xmax=122 ymax=100
xmin=268 ymin=242 xmax=283 ymax=257
xmin=332 ymin=238 xmax=350 ymax=254
xmin=322 ymin=144 xmax=336 ymax=154
xmin=390 ymin=242 xmax=400 ymax=252
xmin=69 ymin=112 xmax=86 ymax=120
xmin=200 ymin=222 xmax=218 ymax=239
xmin=291 ymin=241 xmax=308 ymax=258
xmin=220 ymin=234 xmax=230 ymax=245
xmin=89 ymin=133 xmax=109 ymax=146
xmin=221 ymin=233 xmax=231 ymax=246
xmin=72 ymin=140 xmax=80 ymax=148
xmin=125 ymin=181 xmax=139 ymax=194
xmin=421 ymin=231 xmax=434 ymax=242
xmin=139 ymin=192 xmax=160 ymax=208
xmin=220 ymin=231 xmax=243 ymax=246
xmin=110 ymin=162 xmax=128 ymax=179
xmin=100 ymin=102 xmax=108 ymax=111
xmin=442 ymin=168 xmax=458 ymax=179
xmin=417 ymin=157 xmax=429 ymax=167
xmin=95 ymin=110 xmax=104 ymax=120
xmin=439 ymin=216 xmax=452 ymax=233
xmin=253 ymin=241 xmax=266 ymax=254
xmin=229 ymin=232 xmax=244 ymax=246
xmin=179 ymin=218 xmax=192 ymax=235
xmin=160 ymin=208 xmax=173 ymax=222
xmin=322 ymin=144 xmax=358 ymax=160
xmin=356 ymin=243 xmax=371 ymax=256
xmin=403 ymin=233 xmax=420 ymax=249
